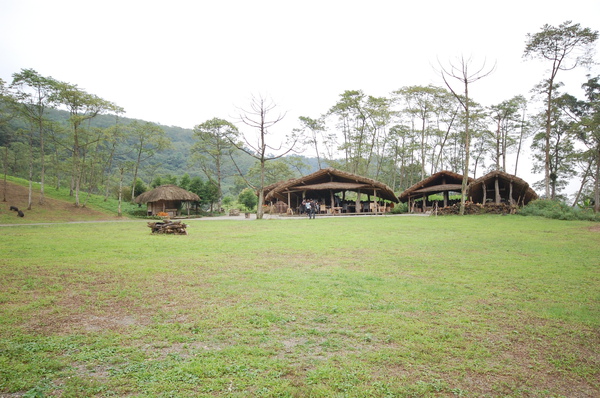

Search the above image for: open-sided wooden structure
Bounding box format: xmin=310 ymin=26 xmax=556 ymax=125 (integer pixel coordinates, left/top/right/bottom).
xmin=263 ymin=168 xmax=399 ymax=214
xmin=399 ymin=170 xmax=537 ymax=213
xmin=399 ymin=170 xmax=472 ymax=213
xmin=468 ymin=170 xmax=538 ymax=206
xmin=134 ymin=184 xmax=200 ymax=217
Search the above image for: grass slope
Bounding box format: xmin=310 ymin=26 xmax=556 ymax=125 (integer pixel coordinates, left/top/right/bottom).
xmin=0 ymin=176 xmax=137 ymax=224
xmin=1 ymin=215 xmax=598 ymax=397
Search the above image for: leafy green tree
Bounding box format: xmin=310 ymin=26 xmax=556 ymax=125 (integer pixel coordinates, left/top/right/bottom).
xmin=246 ymin=159 xmax=296 ymax=188
xmin=179 ymin=173 xmax=191 ymax=190
xmin=151 ymin=176 xmax=163 ymax=188
xmin=53 ymin=81 xmax=122 ymax=206
xmin=327 ymin=90 xmax=390 ymax=176
xmin=487 ymin=96 xmax=527 ymax=172
xmin=238 ymin=187 xmax=257 ymax=211
xmin=394 ymin=85 xmax=438 ymax=179
xmin=523 ymin=20 xmax=598 ymax=198
xmin=187 ymin=176 xmax=203 ymax=197
xmin=0 ymin=78 xmax=17 ymax=202
xmin=200 ymin=180 xmax=219 ymax=211
xmin=94 ymin=115 xmax=127 ymax=201
xmin=560 ymin=75 xmax=600 ymax=211
xmin=191 ymin=118 xmax=238 ymax=209
xmin=531 ymin=91 xmax=577 ymax=200
xmin=10 ymin=69 xmax=60 ymax=207
xmin=298 ymin=116 xmax=327 ymax=169
xmin=127 ymin=121 xmax=172 ymax=201
xmin=132 ymin=178 xmax=147 ymax=199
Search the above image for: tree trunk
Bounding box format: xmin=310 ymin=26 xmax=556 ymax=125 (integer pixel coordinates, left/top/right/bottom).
xmin=256 ymin=158 xmax=266 ymax=219
xmin=27 ymin=130 xmax=34 ymax=210
xmin=544 ymin=82 xmax=554 ymax=198
xmin=595 ymin=148 xmax=600 ymax=213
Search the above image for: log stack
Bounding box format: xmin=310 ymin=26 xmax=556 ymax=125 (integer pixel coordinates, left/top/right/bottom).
xmin=147 ymin=220 xmax=188 ymax=235
xmin=437 ymin=202 xmax=516 ymax=215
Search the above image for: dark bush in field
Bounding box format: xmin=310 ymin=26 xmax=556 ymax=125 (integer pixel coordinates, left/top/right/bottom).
xmin=518 ymin=199 xmax=600 ymax=221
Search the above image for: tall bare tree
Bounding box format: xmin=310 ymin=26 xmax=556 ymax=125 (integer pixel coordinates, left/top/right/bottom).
xmin=438 ymin=56 xmax=495 ymax=215
xmin=232 ymin=95 xmax=299 ymax=219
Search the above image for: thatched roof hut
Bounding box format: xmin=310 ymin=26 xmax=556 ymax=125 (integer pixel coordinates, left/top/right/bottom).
xmin=468 ymin=170 xmax=538 ymax=206
xmin=399 ymin=170 xmax=472 ymax=212
xmin=134 ymin=184 xmax=200 ymax=217
xmin=264 ymin=168 xmax=398 ymax=214
xmin=399 ymin=170 xmax=538 ymax=213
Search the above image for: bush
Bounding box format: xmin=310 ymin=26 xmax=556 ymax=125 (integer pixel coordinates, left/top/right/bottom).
xmin=238 ymin=188 xmax=257 ymax=211
xmin=518 ymin=199 xmax=600 ymax=221
xmin=391 ymin=202 xmax=408 ymax=214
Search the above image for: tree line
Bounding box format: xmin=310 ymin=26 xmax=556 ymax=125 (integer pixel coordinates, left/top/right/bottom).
xmin=193 ymin=21 xmax=599 ymax=216
xmin=1 ymin=21 xmax=599 ymax=215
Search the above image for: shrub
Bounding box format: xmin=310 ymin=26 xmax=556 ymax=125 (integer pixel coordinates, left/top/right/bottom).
xmin=518 ymin=199 xmax=600 ymax=221
xmin=391 ymin=202 xmax=408 ymax=214
xmin=238 ymin=188 xmax=257 ymax=211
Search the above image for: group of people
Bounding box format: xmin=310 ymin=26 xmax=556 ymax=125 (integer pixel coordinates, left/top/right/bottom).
xmin=301 ymin=199 xmax=319 ymax=219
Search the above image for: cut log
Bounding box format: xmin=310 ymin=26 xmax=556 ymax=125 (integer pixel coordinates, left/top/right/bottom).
xmin=147 ymin=220 xmax=188 ymax=235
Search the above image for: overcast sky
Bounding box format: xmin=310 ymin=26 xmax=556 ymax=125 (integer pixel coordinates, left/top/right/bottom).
xmin=1 ymin=0 xmax=599 ymax=192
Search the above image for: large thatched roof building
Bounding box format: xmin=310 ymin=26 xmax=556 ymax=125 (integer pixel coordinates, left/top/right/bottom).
xmin=134 ymin=184 xmax=200 ymax=217
xmin=399 ymin=170 xmax=537 ymax=213
xmin=264 ymin=168 xmax=399 ymax=214
xmin=468 ymin=170 xmax=538 ymax=206
xmin=399 ymin=170 xmax=472 ymax=212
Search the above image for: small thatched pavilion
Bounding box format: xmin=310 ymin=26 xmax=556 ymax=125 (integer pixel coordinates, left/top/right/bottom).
xmin=399 ymin=170 xmax=472 ymax=213
xmin=263 ymin=168 xmax=399 ymax=214
xmin=134 ymin=184 xmax=200 ymax=217
xmin=468 ymin=170 xmax=538 ymax=206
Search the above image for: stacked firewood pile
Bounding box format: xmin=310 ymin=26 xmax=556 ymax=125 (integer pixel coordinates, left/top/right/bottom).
xmin=437 ymin=202 xmax=516 ymax=215
xmin=147 ymin=220 xmax=188 ymax=234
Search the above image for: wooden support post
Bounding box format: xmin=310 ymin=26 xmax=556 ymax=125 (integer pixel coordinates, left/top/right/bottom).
xmin=330 ymin=190 xmax=334 ymax=210
xmin=373 ymin=189 xmax=378 ymax=214
xmin=495 ymin=177 xmax=501 ymax=204
xmin=482 ymin=182 xmax=487 ymax=204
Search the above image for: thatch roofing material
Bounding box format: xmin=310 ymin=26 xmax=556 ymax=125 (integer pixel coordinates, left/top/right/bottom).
xmin=264 ymin=168 xmax=399 ymax=203
xmin=468 ymin=170 xmax=538 ymax=204
xmin=413 ymin=184 xmax=463 ymax=194
xmin=134 ymin=184 xmax=200 ymax=204
xmin=289 ymin=182 xmax=370 ymax=191
xmin=399 ymin=170 xmax=471 ymax=201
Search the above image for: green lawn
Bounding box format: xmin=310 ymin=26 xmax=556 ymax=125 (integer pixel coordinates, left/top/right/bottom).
xmin=0 ymin=215 xmax=598 ymax=397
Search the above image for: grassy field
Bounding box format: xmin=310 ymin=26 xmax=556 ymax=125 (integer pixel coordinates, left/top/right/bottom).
xmin=0 ymin=214 xmax=599 ymax=397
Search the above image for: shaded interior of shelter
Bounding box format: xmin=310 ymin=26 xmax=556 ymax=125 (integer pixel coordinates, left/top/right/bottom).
xmin=264 ymin=168 xmax=399 ymax=215
xmin=468 ymin=171 xmax=538 ymax=206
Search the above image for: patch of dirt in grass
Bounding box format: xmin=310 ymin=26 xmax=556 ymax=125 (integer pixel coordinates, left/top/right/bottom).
xmin=589 ymin=224 xmax=600 ymax=233
xmin=0 ymin=181 xmax=118 ymax=223
xmin=20 ymin=269 xmax=153 ymax=335
xmin=26 ymin=301 xmax=153 ymax=335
